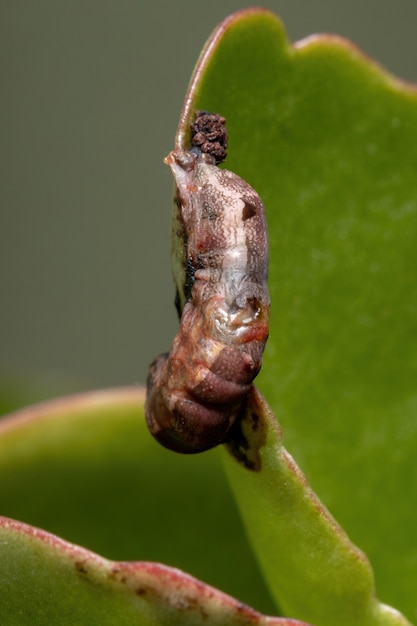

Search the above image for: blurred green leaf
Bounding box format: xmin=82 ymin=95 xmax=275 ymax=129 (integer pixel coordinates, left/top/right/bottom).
xmin=0 ymin=516 xmax=310 ymax=626
xmin=176 ymin=7 xmax=417 ymax=623
xmin=0 ymin=388 xmax=275 ymax=614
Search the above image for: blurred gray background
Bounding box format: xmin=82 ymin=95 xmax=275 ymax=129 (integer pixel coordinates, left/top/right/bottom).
xmin=2 ymin=0 xmax=417 ymax=395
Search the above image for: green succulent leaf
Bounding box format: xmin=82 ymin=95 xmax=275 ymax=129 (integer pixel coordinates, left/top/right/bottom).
xmin=223 ymin=388 xmax=410 ymax=626
xmin=0 ymin=389 xmax=275 ymax=615
xmin=174 ymin=7 xmax=417 ymax=624
xmin=1 ymin=7 xmax=416 ymax=626
xmin=0 ymin=516 xmax=310 ymax=626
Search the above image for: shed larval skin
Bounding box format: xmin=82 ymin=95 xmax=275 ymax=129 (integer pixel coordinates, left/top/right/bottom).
xmin=146 ymin=148 xmax=270 ymax=453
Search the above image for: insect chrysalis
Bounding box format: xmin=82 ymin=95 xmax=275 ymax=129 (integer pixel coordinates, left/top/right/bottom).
xmin=145 ymin=113 xmax=270 ymax=453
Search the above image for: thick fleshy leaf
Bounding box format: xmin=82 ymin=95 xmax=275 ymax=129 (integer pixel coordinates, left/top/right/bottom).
xmin=1 ymin=7 xmax=416 ymax=626
xmin=0 ymin=388 xmax=275 ymax=614
xmin=0 ymin=391 xmax=409 ymax=626
xmin=0 ymin=516 xmax=310 ymax=626
xmin=173 ymin=7 xmax=417 ymax=623
xmin=223 ymin=388 xmax=410 ymax=626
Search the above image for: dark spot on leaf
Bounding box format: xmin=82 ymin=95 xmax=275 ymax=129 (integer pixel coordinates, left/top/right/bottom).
xmin=226 ymin=385 xmax=265 ymax=472
xmin=136 ymin=587 xmax=147 ymax=596
xmin=75 ymin=561 xmax=88 ymax=575
xmin=251 ymin=412 xmax=260 ymax=431
xmin=225 ymin=401 xmax=264 ymax=471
